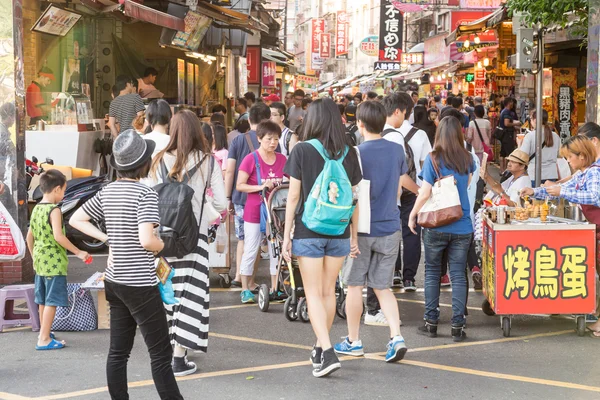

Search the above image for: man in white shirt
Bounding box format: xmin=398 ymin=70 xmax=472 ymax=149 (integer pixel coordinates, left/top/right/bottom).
xmin=382 ymin=92 xmax=432 ymax=290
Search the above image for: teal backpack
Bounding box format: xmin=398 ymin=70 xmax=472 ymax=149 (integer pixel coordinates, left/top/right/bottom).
xmin=302 ymin=139 xmax=356 ymax=236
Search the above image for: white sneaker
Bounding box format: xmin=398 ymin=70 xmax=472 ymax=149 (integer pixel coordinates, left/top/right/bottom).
xmin=364 ymin=311 xmax=390 ymax=326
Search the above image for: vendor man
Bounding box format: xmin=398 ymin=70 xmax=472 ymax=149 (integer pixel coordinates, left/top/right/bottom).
xmin=137 ymin=67 xmax=163 ymax=99
xmin=26 ymin=67 xmax=55 ymax=125
xmin=483 ymin=149 xmax=532 ymax=207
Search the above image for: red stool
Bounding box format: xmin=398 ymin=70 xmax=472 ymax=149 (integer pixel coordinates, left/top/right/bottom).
xmin=0 ymin=284 xmax=40 ymax=332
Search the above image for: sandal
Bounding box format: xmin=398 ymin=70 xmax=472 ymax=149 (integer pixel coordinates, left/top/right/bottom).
xmin=231 ymin=280 xmax=242 ymax=288
xmin=589 ymin=330 xmax=600 ymax=338
xmin=36 ymin=338 xmax=65 ymax=351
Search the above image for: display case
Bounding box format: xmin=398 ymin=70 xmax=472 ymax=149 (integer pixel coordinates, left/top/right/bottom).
xmin=47 ymin=93 xmax=94 ymax=129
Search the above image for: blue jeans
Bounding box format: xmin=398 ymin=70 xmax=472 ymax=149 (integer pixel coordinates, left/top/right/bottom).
xmin=423 ymin=229 xmax=473 ymax=326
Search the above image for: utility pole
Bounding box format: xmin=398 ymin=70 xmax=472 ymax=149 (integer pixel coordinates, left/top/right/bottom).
xmin=284 ymin=0 xmax=289 ymax=51
xmin=534 ymin=28 xmax=544 ymax=188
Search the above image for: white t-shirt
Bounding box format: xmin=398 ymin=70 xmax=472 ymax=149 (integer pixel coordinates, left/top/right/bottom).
xmin=519 ymin=130 xmax=561 ymax=182
xmin=485 ymin=174 xmax=531 ymax=206
xmin=383 ymin=121 xmax=432 ymax=186
xmin=144 ymin=130 xmax=170 ymax=158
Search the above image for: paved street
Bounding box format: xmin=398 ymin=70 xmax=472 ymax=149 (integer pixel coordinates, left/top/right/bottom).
xmin=1 ymin=252 xmax=600 ymax=400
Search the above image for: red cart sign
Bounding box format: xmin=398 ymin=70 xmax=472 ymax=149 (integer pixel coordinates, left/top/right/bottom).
xmin=482 ymin=221 xmax=596 ymax=315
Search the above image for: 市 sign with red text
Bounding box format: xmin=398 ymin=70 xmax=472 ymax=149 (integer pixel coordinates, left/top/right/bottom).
xmin=379 ymin=0 xmax=403 ymax=63
xmin=481 ymin=220 xmax=596 ymax=315
xmin=335 ymin=11 xmax=349 ymax=59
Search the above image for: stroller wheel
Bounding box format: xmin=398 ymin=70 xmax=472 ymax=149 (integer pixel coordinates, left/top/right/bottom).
xmin=219 ymin=274 xmax=232 ymax=289
xmin=337 ymin=298 xmax=347 ymax=320
xmin=284 ymin=296 xmax=298 ymax=321
xmin=297 ymin=297 xmax=309 ymax=323
xmin=258 ymin=284 xmax=270 ymax=312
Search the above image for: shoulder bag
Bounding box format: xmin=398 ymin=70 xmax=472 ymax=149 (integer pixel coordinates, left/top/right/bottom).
xmin=199 ymin=155 xmax=221 ymax=224
xmin=417 ymin=156 xmax=463 ymax=228
xmin=52 ymin=283 xmax=98 ymax=331
xmin=252 ymin=151 xmax=270 ymax=234
xmin=473 ymin=120 xmax=494 ymax=162
xmin=354 ymin=147 xmax=371 ymax=234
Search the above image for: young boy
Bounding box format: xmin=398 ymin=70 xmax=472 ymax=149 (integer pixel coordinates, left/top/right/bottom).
xmin=26 ymin=170 xmax=90 ymax=350
xmin=334 ymin=100 xmax=410 ymax=363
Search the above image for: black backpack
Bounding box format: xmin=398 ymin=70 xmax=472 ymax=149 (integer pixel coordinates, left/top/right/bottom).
xmin=383 ymin=127 xmax=419 ymax=182
xmin=346 ymin=123 xmax=358 ymax=146
xmin=154 ymin=156 xmax=210 ymax=258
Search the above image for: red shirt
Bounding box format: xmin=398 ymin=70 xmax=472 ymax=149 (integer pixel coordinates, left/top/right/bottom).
xmin=26 ymin=81 xmax=45 ymax=118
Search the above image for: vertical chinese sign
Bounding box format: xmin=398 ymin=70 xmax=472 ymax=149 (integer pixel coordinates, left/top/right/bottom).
xmin=320 ymin=33 xmax=331 ymax=58
xmin=246 ymin=46 xmax=261 ymax=85
xmin=474 ymin=68 xmax=486 ymax=98
xmin=552 ymin=68 xmax=577 ymax=143
xmin=335 ymin=11 xmax=349 ymax=59
xmin=311 ymin=19 xmax=325 ymax=71
xmin=378 ymin=0 xmax=403 ymax=66
xmin=262 ymin=61 xmax=276 ymax=88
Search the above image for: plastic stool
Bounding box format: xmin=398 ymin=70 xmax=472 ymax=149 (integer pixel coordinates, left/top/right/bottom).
xmin=0 ymin=284 xmax=40 ymax=332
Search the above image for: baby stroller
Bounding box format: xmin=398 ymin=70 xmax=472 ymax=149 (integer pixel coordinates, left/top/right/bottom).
xmin=257 ymin=184 xmax=309 ymax=323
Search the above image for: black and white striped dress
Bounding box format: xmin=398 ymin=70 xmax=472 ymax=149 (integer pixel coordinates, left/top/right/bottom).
xmin=153 ymin=152 xmax=226 ymax=353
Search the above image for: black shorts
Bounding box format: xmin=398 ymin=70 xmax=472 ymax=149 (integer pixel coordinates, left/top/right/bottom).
xmin=500 ymin=134 xmax=515 ymax=157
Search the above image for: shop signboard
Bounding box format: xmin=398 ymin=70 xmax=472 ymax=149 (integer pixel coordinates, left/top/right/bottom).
xmin=483 ymin=225 xmax=596 ymax=315
xmin=296 ymin=75 xmax=318 ymax=92
xmin=177 ymin=58 xmax=185 ymax=105
xmin=311 ymin=19 xmax=325 ymax=55
xmin=374 ymin=61 xmax=401 ymax=71
xmin=379 ymin=0 xmax=403 ymax=63
xmin=262 ymin=61 xmax=276 ymax=88
xmin=239 ymin=57 xmax=248 ymax=95
xmin=171 ymin=11 xmax=211 ymax=51
xmin=360 ymin=36 xmax=379 ymax=57
xmin=311 ymin=53 xmax=324 ymax=71
xmin=320 ymin=33 xmax=331 ymax=59
xmin=246 ymin=46 xmax=260 ymax=84
xmin=401 ymin=52 xmax=423 ymax=65
xmin=335 ymin=11 xmax=349 ymax=59
xmin=553 ymin=68 xmax=578 ymax=142
xmin=186 ymin=62 xmax=194 ymax=105
xmin=424 ymin=35 xmax=450 ymax=68
xmin=474 ymin=68 xmax=486 ymax=98
xmin=460 ymin=0 xmax=503 ymax=8
xmin=31 ymin=5 xmax=81 ymax=37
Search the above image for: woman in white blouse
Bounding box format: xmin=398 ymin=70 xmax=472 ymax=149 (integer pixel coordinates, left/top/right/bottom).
xmin=519 ymin=109 xmax=560 ymax=186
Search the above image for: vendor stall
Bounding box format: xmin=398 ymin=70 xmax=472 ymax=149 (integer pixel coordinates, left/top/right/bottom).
xmin=481 ymin=212 xmax=596 ymax=337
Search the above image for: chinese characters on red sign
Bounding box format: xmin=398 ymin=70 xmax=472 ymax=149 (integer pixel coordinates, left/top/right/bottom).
xmin=320 ymin=33 xmax=330 ymax=58
xmin=246 ymin=46 xmax=260 ymax=85
xmin=474 ymin=68 xmax=486 ymax=98
xmin=261 ymin=61 xmax=276 ymax=88
xmin=335 ymin=11 xmax=349 ymax=59
xmin=482 ymin=222 xmax=596 ymax=315
xmin=379 ymin=0 xmax=403 ymax=62
xmin=311 ymin=19 xmax=325 ymax=56
xmin=401 ymin=52 xmax=423 ymax=65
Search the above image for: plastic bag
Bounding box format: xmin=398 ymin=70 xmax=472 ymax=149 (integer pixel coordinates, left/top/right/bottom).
xmin=0 ymin=201 xmax=25 ymax=261
xmin=159 ymin=267 xmax=179 ymax=305
xmin=216 ymin=223 xmax=228 ymax=254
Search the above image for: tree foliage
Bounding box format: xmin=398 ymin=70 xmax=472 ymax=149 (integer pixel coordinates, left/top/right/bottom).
xmin=506 ymin=0 xmax=588 ymax=38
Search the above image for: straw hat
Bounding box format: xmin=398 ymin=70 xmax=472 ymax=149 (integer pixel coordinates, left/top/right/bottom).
xmin=506 ymin=149 xmax=530 ymax=166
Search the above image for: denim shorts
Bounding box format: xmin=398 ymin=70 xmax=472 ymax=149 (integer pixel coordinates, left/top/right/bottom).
xmin=292 ymin=238 xmax=350 ymax=258
xmin=234 ymin=204 xmax=245 ymax=240
xmin=34 ymin=275 xmax=68 ymax=307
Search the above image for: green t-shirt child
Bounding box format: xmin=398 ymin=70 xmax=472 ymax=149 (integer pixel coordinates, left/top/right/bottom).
xmin=30 ymin=203 xmax=68 ymax=276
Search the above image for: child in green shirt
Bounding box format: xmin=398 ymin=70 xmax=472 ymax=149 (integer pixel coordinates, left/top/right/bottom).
xmin=26 ymin=170 xmax=90 ymax=350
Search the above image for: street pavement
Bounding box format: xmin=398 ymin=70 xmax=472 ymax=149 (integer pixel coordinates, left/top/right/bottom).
xmin=1 ymin=251 xmax=600 ymax=400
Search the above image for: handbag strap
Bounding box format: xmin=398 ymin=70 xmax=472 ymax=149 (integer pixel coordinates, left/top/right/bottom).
xmin=430 ymin=153 xmax=442 ymax=181
xmin=253 ymin=151 xmax=264 ymax=198
xmin=528 ymin=140 xmax=546 ymax=163
xmin=198 ymin=155 xmax=213 ymax=223
xmin=354 ymin=147 xmax=364 ymax=174
xmin=473 ymin=120 xmax=485 ymax=144
xmin=245 ymin=133 xmax=256 ymax=152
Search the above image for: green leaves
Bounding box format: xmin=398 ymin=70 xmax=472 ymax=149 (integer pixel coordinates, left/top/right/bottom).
xmin=506 ymin=0 xmax=588 ymax=37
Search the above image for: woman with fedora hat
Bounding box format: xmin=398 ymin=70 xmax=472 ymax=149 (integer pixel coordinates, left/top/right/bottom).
xmin=483 ymin=148 xmax=532 ymax=207
xmin=70 ymin=129 xmax=184 ymax=399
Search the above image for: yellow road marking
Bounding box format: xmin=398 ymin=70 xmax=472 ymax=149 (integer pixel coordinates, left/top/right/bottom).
xmin=211 ymin=303 xmax=283 ymax=311
xmin=0 ymin=393 xmax=32 ymax=400
xmin=0 ymin=326 xmax=31 ymax=333
xmin=397 ymin=297 xmax=481 ymax=311
xmin=400 ymin=359 xmax=600 ymax=393
xmin=210 ymin=332 xmax=313 ymax=350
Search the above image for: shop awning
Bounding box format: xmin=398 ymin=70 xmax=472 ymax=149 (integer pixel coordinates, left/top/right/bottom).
xmin=445 ymin=6 xmax=507 ymax=46
xmin=317 ymin=80 xmax=337 ymax=91
xmin=391 ymin=69 xmax=423 ymax=81
xmin=122 ymin=1 xmax=185 ymax=31
xmin=262 ymin=48 xmax=295 ymax=66
xmin=195 ymin=1 xmax=269 ymax=33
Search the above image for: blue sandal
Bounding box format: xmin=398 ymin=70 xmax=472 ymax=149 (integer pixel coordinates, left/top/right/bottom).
xmin=36 ymin=338 xmax=65 ymax=351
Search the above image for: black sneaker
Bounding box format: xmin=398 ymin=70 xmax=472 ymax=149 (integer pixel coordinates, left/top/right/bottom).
xmin=472 ymin=269 xmax=483 ymax=290
xmin=312 ymin=348 xmax=341 ymax=378
xmin=172 ymin=354 xmax=197 ymax=377
xmin=451 ymin=324 xmax=467 ymax=342
xmin=392 ymin=272 xmax=403 ymax=288
xmin=403 ymin=280 xmax=417 ymax=292
xmin=416 ymin=319 xmax=438 ymax=338
xmin=310 ymin=345 xmax=323 ymax=368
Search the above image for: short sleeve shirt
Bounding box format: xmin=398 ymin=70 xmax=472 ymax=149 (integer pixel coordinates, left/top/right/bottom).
xmin=499 ymin=109 xmax=517 ymax=136
xmin=82 ymin=181 xmax=160 ymax=287
xmin=357 ymin=139 xmax=407 ymax=237
xmin=238 ymin=151 xmax=287 ymax=223
xmin=284 ymin=142 xmax=362 ymax=239
xmin=109 ymin=94 xmax=145 ymax=133
xmin=26 ymin=82 xmax=44 ymax=118
xmin=30 ymin=204 xmax=68 ymax=276
xmin=420 ymin=155 xmax=475 ymax=234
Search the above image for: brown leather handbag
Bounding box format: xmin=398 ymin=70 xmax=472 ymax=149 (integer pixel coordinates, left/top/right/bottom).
xmin=417 ymin=156 xmax=464 ymax=228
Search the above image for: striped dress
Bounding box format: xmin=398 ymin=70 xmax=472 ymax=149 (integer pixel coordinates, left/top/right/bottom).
xmin=152 ymin=151 xmax=227 ymax=353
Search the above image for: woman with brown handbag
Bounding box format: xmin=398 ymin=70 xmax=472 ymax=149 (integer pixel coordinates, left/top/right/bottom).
xmin=408 ymin=116 xmax=476 ymax=343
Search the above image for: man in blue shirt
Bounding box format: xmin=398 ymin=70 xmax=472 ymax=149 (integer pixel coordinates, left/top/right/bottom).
xmin=334 ymin=101 xmax=411 ymax=363
xmin=225 ymin=103 xmax=279 ymax=288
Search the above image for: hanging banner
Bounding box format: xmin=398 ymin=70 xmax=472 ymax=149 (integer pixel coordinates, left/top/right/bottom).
xmin=296 ymin=75 xmax=318 ymax=93
xmin=401 ymin=52 xmax=423 ymax=65
xmin=360 ymin=36 xmax=379 ymax=57
xmin=262 ymin=61 xmax=276 ymax=88
xmin=246 ymin=46 xmax=260 ymax=84
xmin=474 ymin=68 xmax=486 ymax=98
xmin=311 ymin=19 xmax=325 ymax=55
xmin=460 ymin=0 xmax=503 ymax=8
xmin=553 ymin=68 xmax=577 ymax=143
xmin=374 ymin=61 xmax=402 ymax=71
xmin=379 ymin=0 xmax=403 ymax=63
xmin=424 ymin=34 xmax=450 ymax=69
xmin=320 ymin=33 xmax=331 ymax=58
xmin=335 ymin=11 xmax=349 ymax=59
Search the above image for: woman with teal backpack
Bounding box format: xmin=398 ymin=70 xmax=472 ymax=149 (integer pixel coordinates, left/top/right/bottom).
xmin=282 ymin=98 xmax=362 ymax=378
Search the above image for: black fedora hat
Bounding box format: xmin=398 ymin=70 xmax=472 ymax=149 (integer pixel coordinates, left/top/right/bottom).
xmin=110 ymin=129 xmax=156 ymax=171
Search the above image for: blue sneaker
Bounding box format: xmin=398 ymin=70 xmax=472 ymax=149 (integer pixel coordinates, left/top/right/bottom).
xmin=241 ymin=290 xmax=256 ymax=304
xmin=385 ymin=336 xmax=407 ymax=363
xmin=333 ymin=337 xmax=364 ymax=356
xmin=586 ymin=314 xmax=598 ymax=323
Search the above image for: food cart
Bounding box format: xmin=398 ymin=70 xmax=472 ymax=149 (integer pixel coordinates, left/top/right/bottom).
xmin=481 ymin=214 xmax=596 ymax=337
